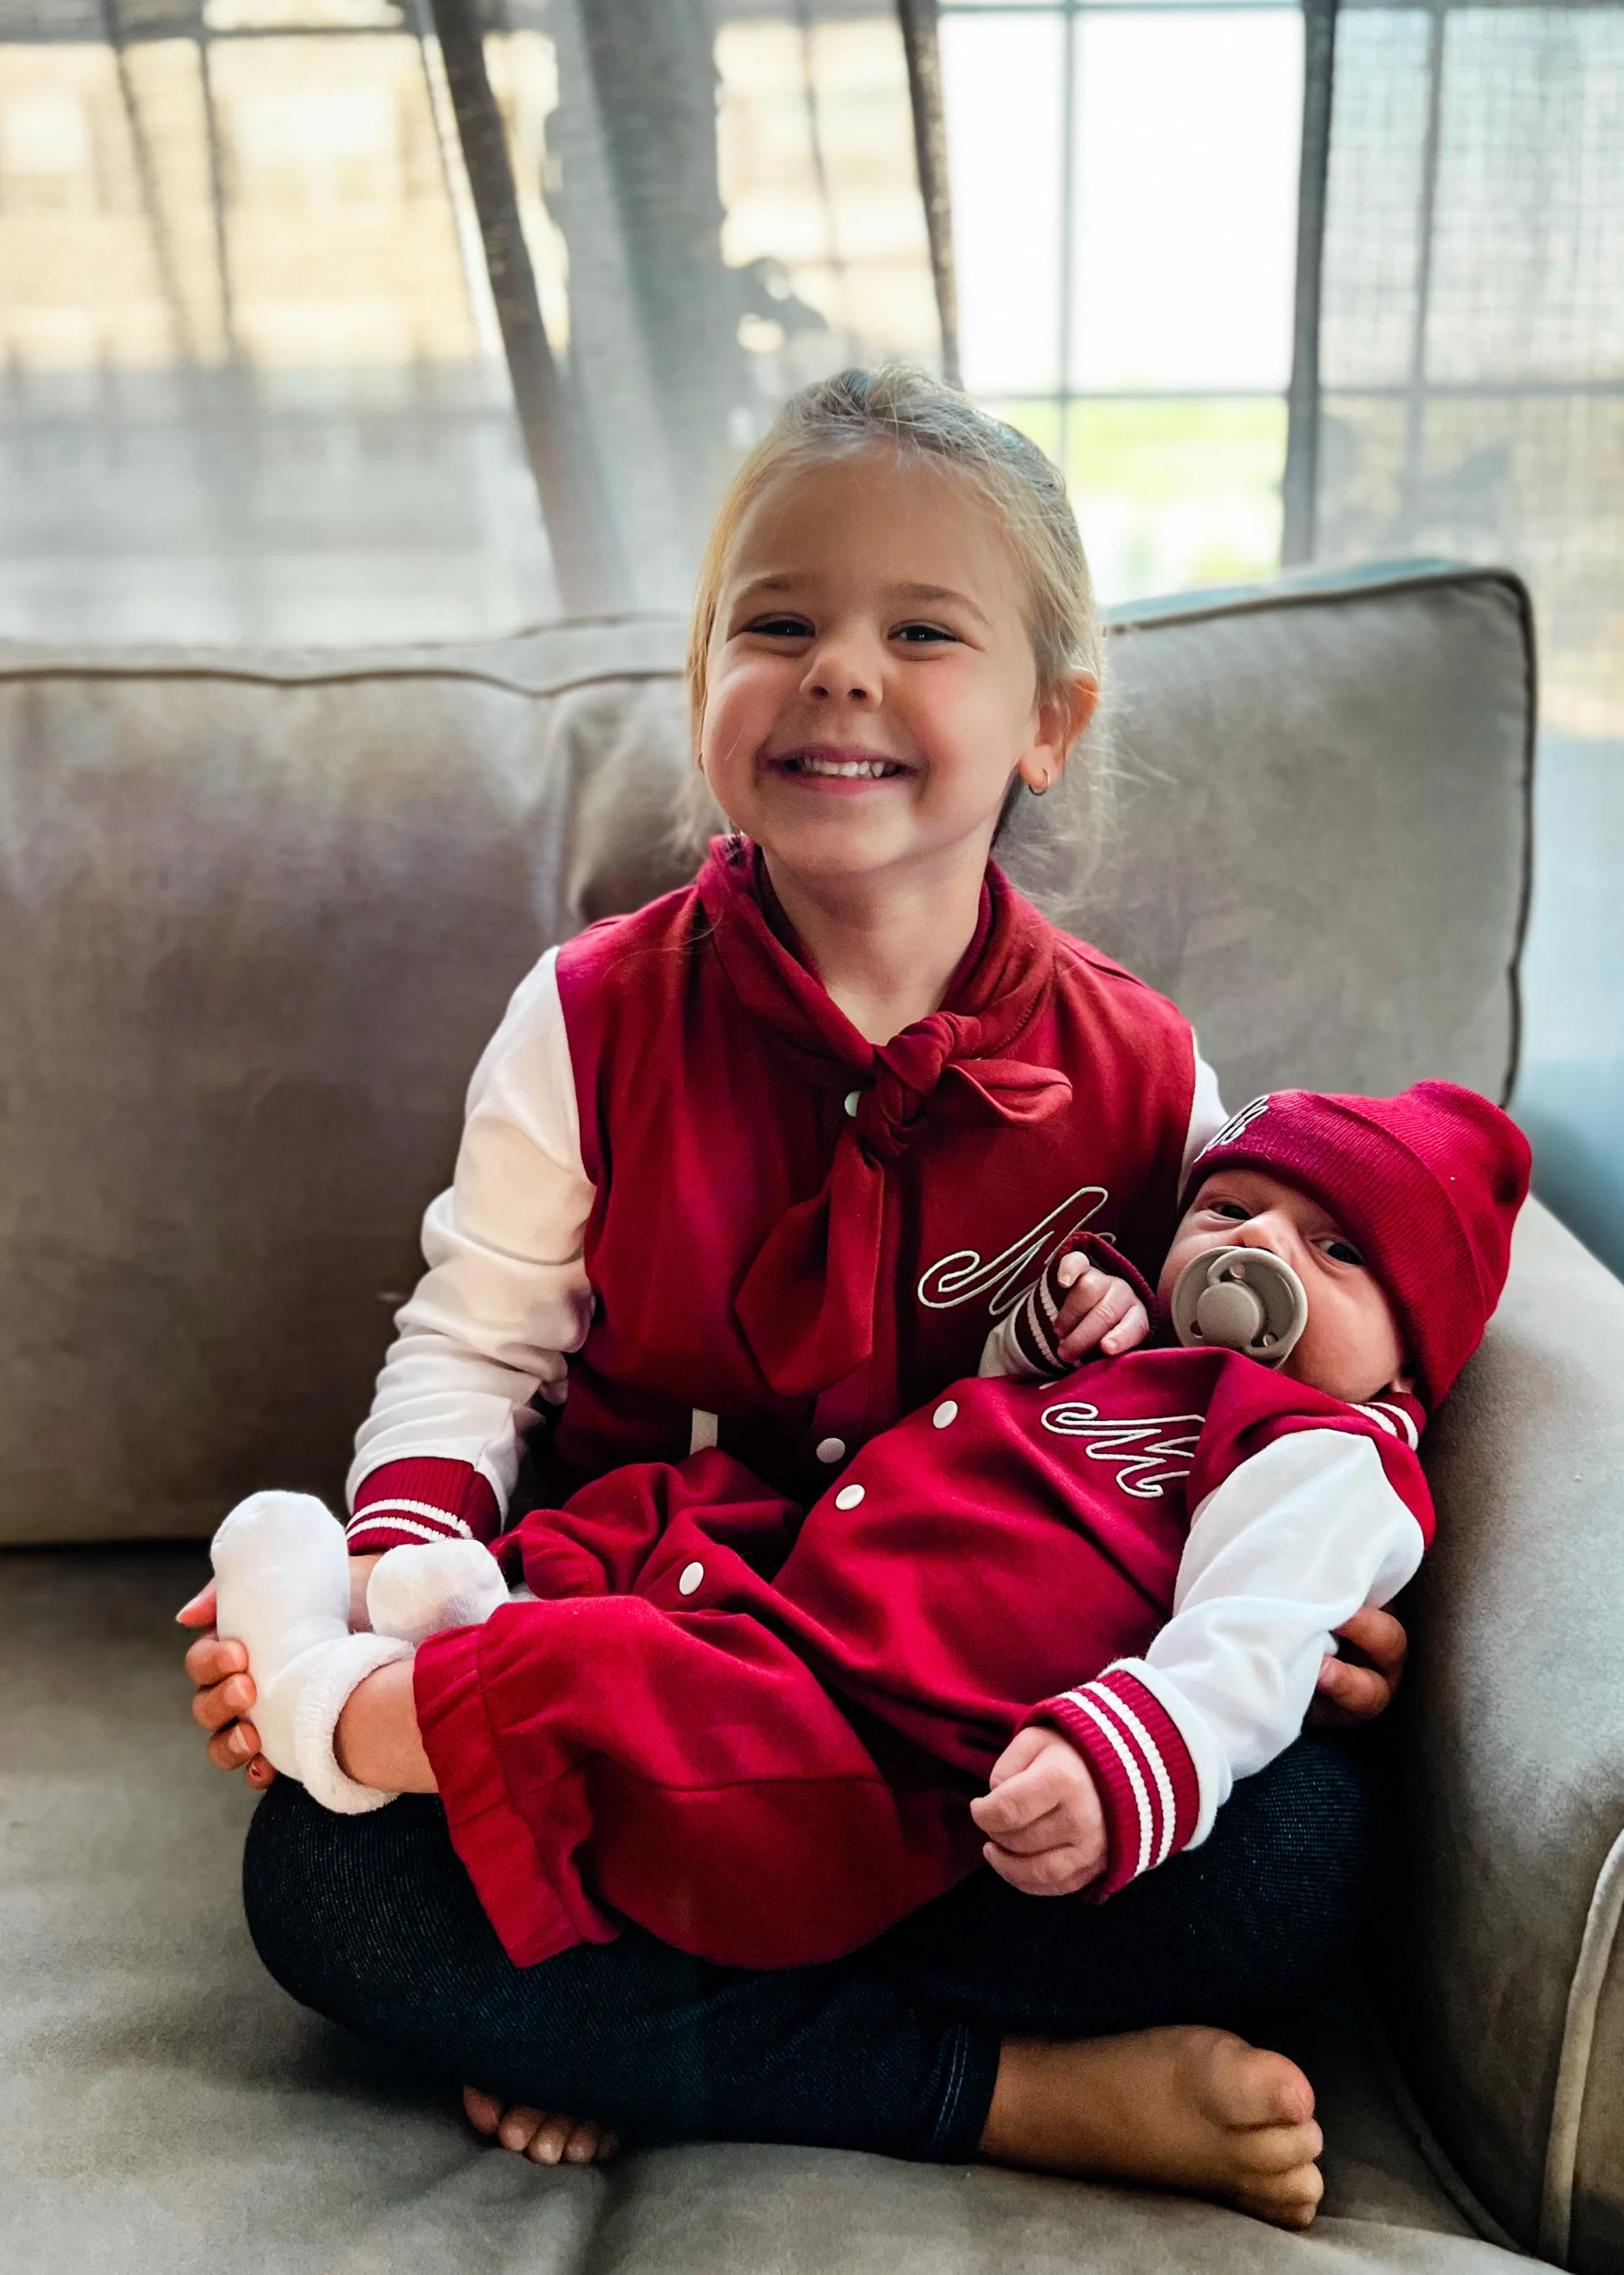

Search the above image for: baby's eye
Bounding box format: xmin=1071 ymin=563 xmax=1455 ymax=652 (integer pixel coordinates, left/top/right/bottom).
xmin=1207 ymin=1200 xmax=1250 ymax=1223
xmin=1320 ymin=1236 xmax=1365 ymax=1266
xmin=892 ymin=620 xmax=957 ymax=645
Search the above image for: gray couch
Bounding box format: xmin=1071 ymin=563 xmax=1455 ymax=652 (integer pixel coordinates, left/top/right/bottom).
xmin=4 ymin=563 xmax=1621 ymax=2274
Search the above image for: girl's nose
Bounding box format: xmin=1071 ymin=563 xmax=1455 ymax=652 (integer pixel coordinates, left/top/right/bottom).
xmin=800 ymin=637 xmax=879 ymax=706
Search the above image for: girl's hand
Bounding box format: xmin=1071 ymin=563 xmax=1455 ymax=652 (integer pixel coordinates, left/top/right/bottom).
xmin=179 ymin=1581 xmax=276 ymax=1788
xmin=1308 ymin=1603 xmax=1408 ymax=1729
xmin=1049 ymin=1257 xmax=1150 ymax=1362
xmin=970 ymin=1726 xmax=1107 ymax=1895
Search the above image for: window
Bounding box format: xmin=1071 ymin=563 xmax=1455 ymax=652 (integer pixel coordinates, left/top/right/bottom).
xmin=940 ymin=0 xmax=1303 ymax=603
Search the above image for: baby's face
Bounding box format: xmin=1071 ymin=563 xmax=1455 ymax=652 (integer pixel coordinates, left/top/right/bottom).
xmin=1158 ymin=1168 xmax=1412 ymax=1406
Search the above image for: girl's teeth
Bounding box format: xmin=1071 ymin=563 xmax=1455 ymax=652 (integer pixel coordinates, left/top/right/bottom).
xmin=793 ymin=757 xmax=896 ymax=778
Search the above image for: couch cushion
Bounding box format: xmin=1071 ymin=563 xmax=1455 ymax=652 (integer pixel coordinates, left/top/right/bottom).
xmin=1398 ymin=1195 xmax=1624 ymax=2265
xmin=0 ymin=563 xmax=1532 ymax=1545
xmin=0 ymin=1544 xmax=1520 ymax=2274
xmin=1017 ymin=564 xmax=1532 ymax=1109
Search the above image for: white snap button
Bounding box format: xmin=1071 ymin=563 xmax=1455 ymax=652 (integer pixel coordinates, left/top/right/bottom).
xmin=833 ymin=1484 xmax=865 ymax=1510
xmin=816 ymin=1435 xmax=846 ymax=1465
xmin=843 ymin=1090 xmax=861 ymax=1117
xmin=933 ymin=1399 xmax=959 ymax=1429
xmin=678 ymin=1560 xmax=705 ymax=1595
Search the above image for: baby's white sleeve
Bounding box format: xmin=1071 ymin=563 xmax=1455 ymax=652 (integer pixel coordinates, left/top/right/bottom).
xmin=347 ymin=946 xmax=596 ymax=1521
xmin=1118 ymin=1429 xmax=1426 ymax=1846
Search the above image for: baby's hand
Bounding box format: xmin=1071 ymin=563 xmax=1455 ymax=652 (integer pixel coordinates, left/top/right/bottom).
xmin=970 ymin=1725 xmax=1107 ymax=1896
xmin=1048 ymin=1255 xmax=1150 ymax=1362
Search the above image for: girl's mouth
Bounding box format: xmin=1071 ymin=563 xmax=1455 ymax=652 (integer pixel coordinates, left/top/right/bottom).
xmin=768 ymin=747 xmax=912 ymax=781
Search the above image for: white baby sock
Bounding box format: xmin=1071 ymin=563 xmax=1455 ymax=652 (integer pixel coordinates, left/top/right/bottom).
xmin=366 ymin=1537 xmax=510 ymax=1646
xmin=211 ymin=1490 xmax=413 ymax=1816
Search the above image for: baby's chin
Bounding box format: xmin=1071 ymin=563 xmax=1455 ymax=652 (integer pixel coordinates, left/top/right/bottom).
xmin=1278 ymin=1351 xmax=1400 ymax=1406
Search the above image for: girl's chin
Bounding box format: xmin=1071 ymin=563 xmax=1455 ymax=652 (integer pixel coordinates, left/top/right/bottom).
xmin=759 ymin=828 xmax=997 ymax=898
xmin=743 ymin=794 xmax=918 ymax=854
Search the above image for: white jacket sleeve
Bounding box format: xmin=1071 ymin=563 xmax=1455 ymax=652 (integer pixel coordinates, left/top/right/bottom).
xmin=347 ymin=946 xmax=595 ymax=1517
xmin=1182 ymin=1040 xmax=1226 ymax=1176
xmin=1120 ymin=1429 xmax=1427 ymax=1846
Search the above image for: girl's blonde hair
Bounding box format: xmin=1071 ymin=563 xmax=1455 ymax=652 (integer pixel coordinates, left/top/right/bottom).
xmin=686 ymin=365 xmax=1103 ymax=744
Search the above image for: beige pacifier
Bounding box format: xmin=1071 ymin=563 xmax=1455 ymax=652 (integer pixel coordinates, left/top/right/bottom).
xmin=1171 ymin=1246 xmax=1309 ymax=1366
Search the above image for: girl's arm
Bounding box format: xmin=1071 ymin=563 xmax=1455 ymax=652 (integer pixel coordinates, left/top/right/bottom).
xmin=346 ymin=947 xmax=595 ymax=1554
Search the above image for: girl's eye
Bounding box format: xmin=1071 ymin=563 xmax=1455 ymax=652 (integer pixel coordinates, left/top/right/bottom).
xmin=893 ymin=621 xmax=956 ymax=645
xmin=744 ymin=614 xmax=813 ymax=639
xmin=1207 ymin=1200 xmax=1250 ymax=1222
xmin=1321 ymin=1237 xmax=1365 ymax=1266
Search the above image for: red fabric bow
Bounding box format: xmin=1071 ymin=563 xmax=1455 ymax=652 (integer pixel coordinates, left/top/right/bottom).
xmin=697 ymin=840 xmax=1071 ymax=1398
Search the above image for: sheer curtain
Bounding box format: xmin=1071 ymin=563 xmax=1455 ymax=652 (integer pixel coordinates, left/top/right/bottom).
xmin=1307 ymin=0 xmax=1624 ymax=1271
xmin=0 ymin=0 xmax=942 ymax=643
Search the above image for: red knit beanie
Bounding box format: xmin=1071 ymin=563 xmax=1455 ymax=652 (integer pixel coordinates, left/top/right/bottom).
xmin=1183 ymin=1082 xmax=1532 ymax=1408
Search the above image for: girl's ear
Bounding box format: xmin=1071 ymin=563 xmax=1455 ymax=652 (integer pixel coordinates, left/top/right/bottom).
xmin=1018 ymin=670 xmax=1100 ymax=793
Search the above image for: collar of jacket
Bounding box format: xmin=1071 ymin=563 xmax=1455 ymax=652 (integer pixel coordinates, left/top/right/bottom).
xmin=697 ymin=835 xmax=1074 ymax=1398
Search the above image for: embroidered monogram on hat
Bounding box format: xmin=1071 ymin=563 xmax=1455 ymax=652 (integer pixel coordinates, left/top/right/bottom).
xmin=1194 ymin=1094 xmax=1272 ymax=1161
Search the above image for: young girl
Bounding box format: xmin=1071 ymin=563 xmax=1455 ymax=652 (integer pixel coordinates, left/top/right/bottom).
xmin=183 ymin=368 xmax=1405 ymax=2227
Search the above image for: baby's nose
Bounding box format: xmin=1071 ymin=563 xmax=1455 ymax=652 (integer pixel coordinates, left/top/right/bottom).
xmin=1232 ymin=1215 xmax=1293 ymax=1260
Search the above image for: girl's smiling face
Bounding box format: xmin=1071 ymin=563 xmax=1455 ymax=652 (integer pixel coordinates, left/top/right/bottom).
xmin=698 ymin=451 xmax=1095 ymax=896
xmin=1158 ymin=1168 xmax=1413 ymax=1406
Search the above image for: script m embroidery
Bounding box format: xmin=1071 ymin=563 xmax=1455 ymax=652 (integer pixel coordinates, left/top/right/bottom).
xmin=1039 ymin=1401 xmax=1203 ymax=1499
xmin=916 ymin=1185 xmax=1110 ymax=1319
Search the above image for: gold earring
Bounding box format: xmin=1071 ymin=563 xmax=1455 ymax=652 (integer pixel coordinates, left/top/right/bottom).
xmin=1031 ymin=773 xmax=1051 ymax=796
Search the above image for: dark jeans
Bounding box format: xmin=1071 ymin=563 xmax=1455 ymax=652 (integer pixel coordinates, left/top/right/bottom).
xmin=243 ymin=1732 xmax=1373 ymax=2162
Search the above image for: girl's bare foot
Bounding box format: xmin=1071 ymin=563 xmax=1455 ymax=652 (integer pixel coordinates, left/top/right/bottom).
xmin=980 ymin=2024 xmax=1323 ymax=2230
xmin=464 ymin=2084 xmax=620 ymax=2167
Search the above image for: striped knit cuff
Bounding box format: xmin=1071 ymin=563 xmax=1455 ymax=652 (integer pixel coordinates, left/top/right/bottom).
xmin=1024 ymin=1664 xmax=1200 ymax=1899
xmin=998 ymin=1234 xmax=1160 ymax=1381
xmin=346 ymin=1457 xmax=501 ymax=1555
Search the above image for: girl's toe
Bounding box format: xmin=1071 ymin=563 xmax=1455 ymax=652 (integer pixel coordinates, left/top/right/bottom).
xmin=1240 ymin=2119 xmax=1324 ymax=2176
xmin=525 ymin=2116 xmax=569 ymax=2164
xmin=1239 ymin=2159 xmax=1324 ymax=2229
xmin=498 ymin=2104 xmax=545 ymax=2152
xmin=463 ymin=2086 xmax=502 ymax=2136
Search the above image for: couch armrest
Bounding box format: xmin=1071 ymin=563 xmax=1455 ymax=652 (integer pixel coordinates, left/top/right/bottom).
xmin=1397 ymin=1197 xmax=1624 ymax=2268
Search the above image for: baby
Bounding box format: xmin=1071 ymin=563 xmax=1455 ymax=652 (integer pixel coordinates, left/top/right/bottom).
xmin=212 ymin=1080 xmax=1528 ymax=1968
